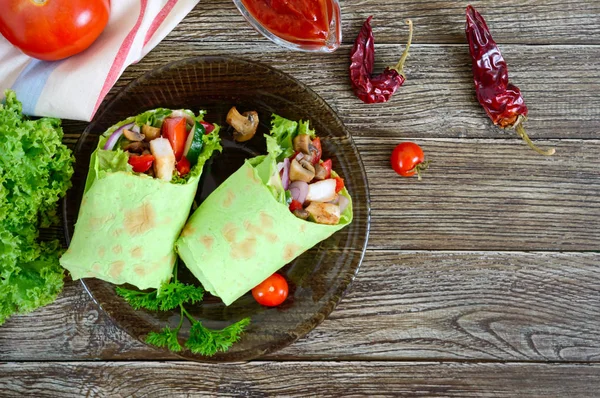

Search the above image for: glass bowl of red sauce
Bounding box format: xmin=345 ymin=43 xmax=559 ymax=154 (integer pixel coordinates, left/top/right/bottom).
xmin=233 ymin=0 xmax=341 ymax=53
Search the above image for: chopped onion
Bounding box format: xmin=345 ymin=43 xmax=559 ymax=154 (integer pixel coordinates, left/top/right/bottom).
xmin=296 ymin=152 xmax=304 ymax=161
xmin=277 ymin=162 xmax=284 ymax=173
xmin=103 ymin=122 xmax=134 ymax=150
xmin=288 ymin=181 xmax=308 ymax=204
xmin=338 ymin=195 xmax=350 ymax=213
xmin=171 ymin=109 xmax=195 ymax=126
xmin=281 ymin=158 xmax=290 ymax=190
xmin=131 ymin=124 xmax=141 ymax=134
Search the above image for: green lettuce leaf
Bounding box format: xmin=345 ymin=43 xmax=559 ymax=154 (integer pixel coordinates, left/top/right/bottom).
xmin=270 ymin=114 xmax=298 ymax=161
xmin=96 ymin=149 xmax=132 ymax=174
xmin=0 ymin=90 xmax=74 ymax=325
xmin=298 ymin=119 xmax=316 ymax=139
xmin=134 ymin=108 xmax=173 ymax=128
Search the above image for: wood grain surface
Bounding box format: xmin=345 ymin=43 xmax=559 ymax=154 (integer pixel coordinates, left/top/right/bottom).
xmin=175 ymin=0 xmax=600 ymax=45
xmin=3 ymin=1 xmax=600 ymax=395
xmin=3 ymin=252 xmax=600 ymax=362
xmin=1 ymin=361 xmax=600 ymax=397
xmin=83 ymin=42 xmax=600 ymax=140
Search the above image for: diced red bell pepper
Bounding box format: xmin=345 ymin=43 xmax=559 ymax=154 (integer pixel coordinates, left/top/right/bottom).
xmin=320 ymin=159 xmax=332 ymax=179
xmin=199 ymin=121 xmax=215 ymax=134
xmin=128 ymin=154 xmax=154 ymax=173
xmin=176 ymin=155 xmax=191 ymax=176
xmin=311 ymin=137 xmax=322 ymax=165
xmin=162 ymin=117 xmax=187 ymax=160
xmin=334 ymin=176 xmax=345 ymax=193
xmin=289 ymin=200 xmax=303 ymax=212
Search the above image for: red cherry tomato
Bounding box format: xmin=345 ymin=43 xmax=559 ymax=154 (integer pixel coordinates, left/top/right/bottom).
xmin=162 ymin=117 xmax=187 ymax=161
xmin=0 ymin=0 xmax=110 ymax=61
xmin=176 ymin=156 xmax=191 ymax=176
xmin=319 ymin=159 xmax=332 ymax=179
xmin=390 ymin=142 xmax=428 ymax=179
xmin=252 ymin=273 xmax=289 ymax=307
xmin=128 ymin=154 xmax=154 ymax=173
xmin=334 ymin=176 xmax=344 ymax=193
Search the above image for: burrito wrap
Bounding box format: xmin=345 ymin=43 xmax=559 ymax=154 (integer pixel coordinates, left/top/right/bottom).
xmin=176 ymin=155 xmax=352 ymax=305
xmin=61 ymin=109 xmax=220 ymax=290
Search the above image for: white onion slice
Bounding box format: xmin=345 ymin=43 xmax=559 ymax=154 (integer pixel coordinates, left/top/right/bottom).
xmin=171 ymin=109 xmax=195 ymax=126
xmin=277 ymin=162 xmax=284 ymax=173
xmin=288 ymin=181 xmax=309 ymax=204
xmin=131 ymin=124 xmax=141 ymax=134
xmin=281 ymin=158 xmax=291 ymax=190
xmin=103 ymin=122 xmax=134 ymax=150
xmin=338 ymin=195 xmax=350 ymax=213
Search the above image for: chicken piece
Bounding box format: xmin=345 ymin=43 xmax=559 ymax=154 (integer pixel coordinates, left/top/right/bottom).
xmin=305 ymin=179 xmax=336 ymax=202
xmin=305 ymin=202 xmax=341 ymax=225
xmin=149 ymin=138 xmax=175 ymax=181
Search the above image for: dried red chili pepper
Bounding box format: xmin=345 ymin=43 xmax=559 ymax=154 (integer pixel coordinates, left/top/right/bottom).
xmin=465 ymin=5 xmax=555 ymax=156
xmin=350 ymin=17 xmax=413 ymax=104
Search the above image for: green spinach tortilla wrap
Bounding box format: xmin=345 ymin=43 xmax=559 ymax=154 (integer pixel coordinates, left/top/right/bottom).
xmin=176 ymin=115 xmax=352 ymax=305
xmin=60 ymin=108 xmax=221 ymax=290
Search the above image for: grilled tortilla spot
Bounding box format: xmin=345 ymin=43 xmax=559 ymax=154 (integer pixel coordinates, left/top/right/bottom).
xmin=124 ymin=202 xmax=156 ymax=236
xmin=109 ymin=261 xmax=125 ymax=279
xmin=199 ymin=235 xmax=214 ymax=251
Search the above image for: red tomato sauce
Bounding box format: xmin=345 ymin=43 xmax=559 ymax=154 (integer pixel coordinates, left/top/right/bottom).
xmin=241 ymin=0 xmax=335 ymax=45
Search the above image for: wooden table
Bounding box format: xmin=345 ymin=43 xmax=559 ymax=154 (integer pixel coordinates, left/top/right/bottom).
xmin=2 ymin=1 xmax=600 ymax=396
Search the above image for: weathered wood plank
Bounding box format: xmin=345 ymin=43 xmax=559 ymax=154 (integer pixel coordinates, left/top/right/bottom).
xmin=90 ymin=42 xmax=600 ymax=140
xmin=359 ymin=138 xmax=600 ymax=251
xmin=1 ymin=361 xmax=600 ymax=397
xmin=3 ymin=252 xmax=600 ymax=362
xmin=174 ymin=0 xmax=600 ymax=45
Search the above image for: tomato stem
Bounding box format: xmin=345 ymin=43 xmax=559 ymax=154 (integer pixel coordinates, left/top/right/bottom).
xmin=409 ymin=160 xmax=430 ymax=181
xmin=514 ymin=124 xmax=555 ymax=156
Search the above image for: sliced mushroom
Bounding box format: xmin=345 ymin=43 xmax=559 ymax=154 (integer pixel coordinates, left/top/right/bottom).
xmin=142 ymin=125 xmax=161 ymax=141
xmin=289 ymin=158 xmax=315 ymax=183
xmin=123 ymin=128 xmax=145 ymax=142
xmin=293 ymin=134 xmax=312 ymax=154
xmin=226 ymin=106 xmax=259 ymax=142
xmin=292 ymin=209 xmax=310 ymax=220
xmin=123 ymin=141 xmax=148 ymax=154
xmin=314 ymin=163 xmax=328 ymax=180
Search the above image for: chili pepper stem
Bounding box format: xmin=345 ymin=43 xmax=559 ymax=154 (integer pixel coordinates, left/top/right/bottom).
xmin=514 ymin=124 xmax=555 ymax=156
xmin=391 ymin=20 xmax=414 ymax=78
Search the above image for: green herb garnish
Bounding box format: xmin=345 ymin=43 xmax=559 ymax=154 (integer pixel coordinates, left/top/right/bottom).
xmin=116 ymin=264 xmax=250 ymax=356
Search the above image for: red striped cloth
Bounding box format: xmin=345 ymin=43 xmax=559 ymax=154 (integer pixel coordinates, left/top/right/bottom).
xmin=0 ymin=0 xmax=200 ymax=121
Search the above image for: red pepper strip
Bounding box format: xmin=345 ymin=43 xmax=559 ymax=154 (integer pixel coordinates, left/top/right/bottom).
xmin=334 ymin=176 xmax=344 ymax=193
xmin=128 ymin=154 xmax=154 ymax=173
xmin=289 ymin=200 xmax=303 ymax=212
xmin=199 ymin=121 xmax=215 ymax=134
xmin=320 ymin=159 xmax=332 ymax=179
xmin=350 ymin=17 xmax=413 ymax=104
xmin=176 ymin=156 xmax=191 ymax=176
xmin=465 ymin=6 xmax=554 ymax=156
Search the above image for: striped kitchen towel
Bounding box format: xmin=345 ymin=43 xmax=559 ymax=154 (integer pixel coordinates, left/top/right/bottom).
xmin=0 ymin=0 xmax=200 ymax=122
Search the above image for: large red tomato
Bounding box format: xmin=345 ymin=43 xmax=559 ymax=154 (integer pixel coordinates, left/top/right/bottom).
xmin=0 ymin=0 xmax=111 ymax=61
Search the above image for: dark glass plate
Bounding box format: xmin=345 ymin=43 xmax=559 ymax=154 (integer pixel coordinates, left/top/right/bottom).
xmin=63 ymin=56 xmax=370 ymax=362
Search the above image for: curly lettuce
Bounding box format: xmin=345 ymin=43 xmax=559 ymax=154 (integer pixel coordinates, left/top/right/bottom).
xmin=0 ymin=90 xmax=74 ymax=325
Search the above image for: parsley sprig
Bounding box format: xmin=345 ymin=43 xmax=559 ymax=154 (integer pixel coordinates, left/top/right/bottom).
xmin=116 ymin=264 xmax=250 ymax=356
